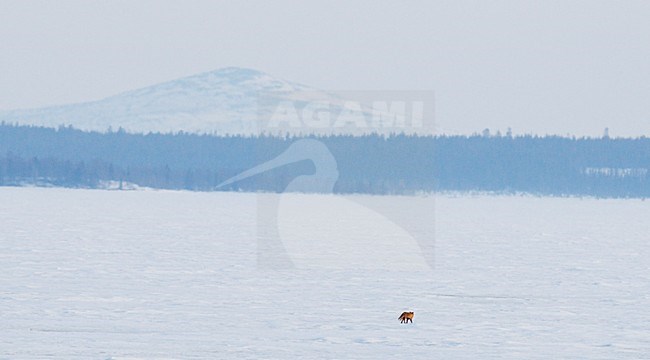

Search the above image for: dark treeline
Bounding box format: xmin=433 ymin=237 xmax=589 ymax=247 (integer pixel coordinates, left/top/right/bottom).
xmin=1 ymin=123 xmax=649 ymax=197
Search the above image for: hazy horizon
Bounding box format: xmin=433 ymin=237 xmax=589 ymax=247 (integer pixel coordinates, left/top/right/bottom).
xmin=2 ymin=0 xmax=649 ymax=137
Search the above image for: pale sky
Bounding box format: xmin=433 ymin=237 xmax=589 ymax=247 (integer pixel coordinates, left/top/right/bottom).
xmin=1 ymin=0 xmax=649 ymax=136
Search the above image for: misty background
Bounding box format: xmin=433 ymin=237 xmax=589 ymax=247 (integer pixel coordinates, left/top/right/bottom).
xmin=1 ymin=0 xmax=650 ymax=137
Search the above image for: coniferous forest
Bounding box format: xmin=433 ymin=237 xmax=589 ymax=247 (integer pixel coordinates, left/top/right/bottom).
xmin=1 ymin=123 xmax=649 ymax=198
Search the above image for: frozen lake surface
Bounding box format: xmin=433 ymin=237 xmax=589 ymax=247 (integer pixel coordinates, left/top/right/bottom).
xmin=1 ymin=187 xmax=650 ymax=359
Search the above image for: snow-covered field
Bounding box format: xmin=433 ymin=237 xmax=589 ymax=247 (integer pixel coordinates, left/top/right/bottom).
xmin=1 ymin=187 xmax=650 ymax=359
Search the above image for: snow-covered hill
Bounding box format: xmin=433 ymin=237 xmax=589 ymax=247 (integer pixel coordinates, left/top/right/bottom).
xmin=0 ymin=67 xmax=348 ymax=134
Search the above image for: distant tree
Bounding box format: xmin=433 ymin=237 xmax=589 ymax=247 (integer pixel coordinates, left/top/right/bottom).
xmin=1 ymin=123 xmax=649 ymax=197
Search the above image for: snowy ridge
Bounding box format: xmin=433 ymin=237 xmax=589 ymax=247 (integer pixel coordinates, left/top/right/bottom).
xmin=0 ymin=67 xmax=346 ymax=135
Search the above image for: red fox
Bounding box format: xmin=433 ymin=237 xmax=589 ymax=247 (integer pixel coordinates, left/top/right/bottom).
xmin=398 ymin=311 xmax=414 ymax=324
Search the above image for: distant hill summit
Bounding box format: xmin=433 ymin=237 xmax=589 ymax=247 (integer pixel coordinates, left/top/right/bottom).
xmin=0 ymin=67 xmax=343 ymax=134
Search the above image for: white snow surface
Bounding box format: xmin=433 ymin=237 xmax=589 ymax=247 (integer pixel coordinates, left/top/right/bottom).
xmin=1 ymin=187 xmax=650 ymax=359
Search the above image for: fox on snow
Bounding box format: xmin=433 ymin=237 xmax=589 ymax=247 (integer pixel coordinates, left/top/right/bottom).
xmin=398 ymin=311 xmax=414 ymax=324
